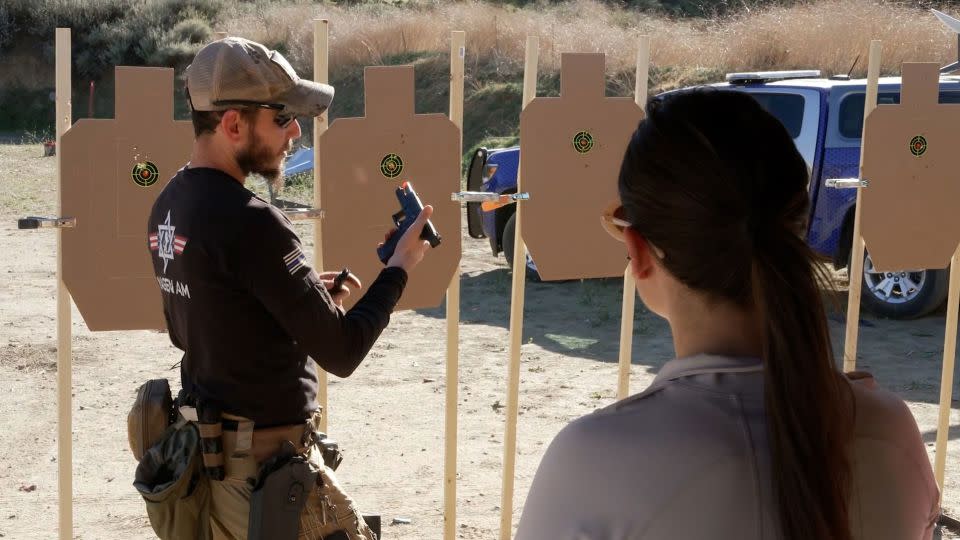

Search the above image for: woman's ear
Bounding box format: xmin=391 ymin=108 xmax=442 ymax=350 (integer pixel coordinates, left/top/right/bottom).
xmin=624 ymin=227 xmax=655 ymax=280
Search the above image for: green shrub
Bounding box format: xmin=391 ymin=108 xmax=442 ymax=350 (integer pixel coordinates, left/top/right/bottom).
xmin=0 ymin=85 xmax=55 ymax=133
xmin=0 ymin=4 xmax=15 ymax=53
xmin=463 ymin=81 xmax=523 ymax=153
xmin=1 ymin=0 xmax=225 ymax=78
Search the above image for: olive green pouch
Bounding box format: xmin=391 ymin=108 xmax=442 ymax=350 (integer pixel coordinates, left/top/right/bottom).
xmin=127 ymin=378 xmax=174 ymax=461
xmin=134 ymin=419 xmax=211 ymax=540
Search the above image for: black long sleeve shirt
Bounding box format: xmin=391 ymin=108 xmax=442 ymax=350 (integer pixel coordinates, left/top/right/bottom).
xmin=147 ymin=166 xmax=406 ymax=426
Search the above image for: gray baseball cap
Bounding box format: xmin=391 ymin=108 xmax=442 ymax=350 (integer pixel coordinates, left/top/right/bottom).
xmin=185 ymin=37 xmax=334 ymax=117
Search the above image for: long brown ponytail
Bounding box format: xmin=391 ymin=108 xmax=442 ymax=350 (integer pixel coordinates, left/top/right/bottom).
xmin=618 ymin=89 xmax=854 ymax=540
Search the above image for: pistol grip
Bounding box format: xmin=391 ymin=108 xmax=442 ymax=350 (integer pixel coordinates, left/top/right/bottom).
xmin=377 ymin=228 xmax=402 ymax=264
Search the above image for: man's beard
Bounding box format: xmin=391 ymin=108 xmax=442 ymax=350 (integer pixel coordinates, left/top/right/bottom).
xmin=236 ymin=130 xmax=286 ymax=192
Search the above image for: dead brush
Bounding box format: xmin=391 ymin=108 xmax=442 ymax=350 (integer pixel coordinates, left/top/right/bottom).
xmin=223 ymin=0 xmax=956 ymax=88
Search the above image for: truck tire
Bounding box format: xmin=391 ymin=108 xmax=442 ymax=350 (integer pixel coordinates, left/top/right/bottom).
xmin=502 ymin=213 xmax=541 ymax=282
xmin=858 ymin=251 xmax=949 ymax=319
xmin=492 ymin=203 xmax=515 ymax=256
xmin=465 ymin=148 xmax=488 ymax=239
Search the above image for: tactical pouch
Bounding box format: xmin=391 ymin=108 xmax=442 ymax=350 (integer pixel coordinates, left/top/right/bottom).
xmin=127 ymin=378 xmax=174 ymax=461
xmin=134 ymin=419 xmax=211 ymax=540
xmin=197 ymin=402 xmax=225 ymax=481
xmin=249 ymin=441 xmax=317 ymax=540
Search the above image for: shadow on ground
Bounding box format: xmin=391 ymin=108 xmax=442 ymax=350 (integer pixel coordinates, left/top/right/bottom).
xmin=417 ymin=267 xmax=960 ymax=409
xmin=416 ymin=268 xmax=678 ymax=374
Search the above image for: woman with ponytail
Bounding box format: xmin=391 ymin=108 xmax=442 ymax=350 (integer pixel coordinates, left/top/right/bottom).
xmin=515 ymin=89 xmax=939 ymax=540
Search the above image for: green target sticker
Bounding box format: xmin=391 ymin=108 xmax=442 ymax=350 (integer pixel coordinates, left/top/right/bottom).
xmin=380 ymin=153 xmax=404 ymax=178
xmin=910 ymin=135 xmax=927 ymax=157
xmin=132 ymin=161 xmax=159 ymax=187
xmin=573 ymin=131 xmax=594 ymax=154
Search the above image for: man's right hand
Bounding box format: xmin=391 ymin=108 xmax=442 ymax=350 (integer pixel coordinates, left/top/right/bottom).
xmin=385 ymin=205 xmax=434 ymax=273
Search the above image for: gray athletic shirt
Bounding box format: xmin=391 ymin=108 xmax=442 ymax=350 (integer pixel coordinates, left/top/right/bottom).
xmin=515 ymin=354 xmax=939 ymax=540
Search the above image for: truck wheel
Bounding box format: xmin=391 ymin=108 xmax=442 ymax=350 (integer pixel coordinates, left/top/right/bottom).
xmin=858 ymin=252 xmax=949 ymax=319
xmin=503 ymin=212 xmax=516 ymax=267
xmin=502 ymin=213 xmax=541 ymax=282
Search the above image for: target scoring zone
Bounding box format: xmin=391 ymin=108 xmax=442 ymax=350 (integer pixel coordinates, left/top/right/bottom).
xmin=910 ymin=135 xmax=927 ymax=157
xmin=380 ymin=153 xmax=404 ymax=178
xmin=573 ymin=131 xmax=594 ymax=154
xmin=131 ymin=161 xmax=160 ymax=187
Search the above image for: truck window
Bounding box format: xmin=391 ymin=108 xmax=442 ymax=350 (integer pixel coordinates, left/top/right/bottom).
xmin=750 ymin=93 xmax=804 ymax=138
xmin=839 ymin=91 xmax=960 ymax=139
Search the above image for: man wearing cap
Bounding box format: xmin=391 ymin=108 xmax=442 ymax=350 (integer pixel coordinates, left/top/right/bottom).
xmin=146 ymin=37 xmax=432 ymax=539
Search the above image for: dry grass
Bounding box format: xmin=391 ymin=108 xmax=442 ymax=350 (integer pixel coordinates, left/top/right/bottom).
xmin=224 ymin=0 xmax=956 ymax=90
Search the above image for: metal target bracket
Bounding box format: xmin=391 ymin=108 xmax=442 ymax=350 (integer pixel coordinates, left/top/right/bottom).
xmin=17 ymin=216 xmax=77 ymax=229
xmin=452 ymin=191 xmax=530 ymax=211
xmin=825 ymin=178 xmax=870 ymax=189
xmin=283 ymin=208 xmax=324 ymax=221
xmin=271 ymin=197 xmax=325 ymax=221
xmin=19 ymin=209 xmax=321 ymax=228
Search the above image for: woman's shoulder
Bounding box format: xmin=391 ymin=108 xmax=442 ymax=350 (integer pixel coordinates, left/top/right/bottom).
xmin=551 ymin=375 xmax=756 ymax=459
xmin=844 ymin=371 xmax=936 ymax=490
xmin=845 ymin=371 xmax=923 ymax=440
xmin=843 ymin=371 xmax=940 ymax=537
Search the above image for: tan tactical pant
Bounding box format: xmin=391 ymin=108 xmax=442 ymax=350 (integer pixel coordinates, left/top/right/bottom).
xmin=208 ymin=413 xmax=376 ymax=540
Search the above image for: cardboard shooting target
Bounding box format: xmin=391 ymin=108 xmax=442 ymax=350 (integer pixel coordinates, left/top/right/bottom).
xmin=318 ymin=66 xmax=461 ymax=310
xmin=520 ymin=53 xmax=644 ymax=281
xmin=861 ymin=62 xmax=960 ymax=271
xmin=61 ymin=66 xmax=193 ymax=330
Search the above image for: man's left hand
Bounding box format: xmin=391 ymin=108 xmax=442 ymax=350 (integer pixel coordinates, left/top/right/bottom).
xmin=319 ymin=271 xmax=362 ymax=306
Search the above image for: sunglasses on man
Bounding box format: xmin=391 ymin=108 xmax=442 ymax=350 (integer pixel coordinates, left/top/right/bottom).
xmin=212 ymin=100 xmax=301 ymax=129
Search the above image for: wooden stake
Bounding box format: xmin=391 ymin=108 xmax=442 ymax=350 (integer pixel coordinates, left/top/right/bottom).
xmin=934 ymin=246 xmax=960 ymax=493
xmin=635 ymin=37 xmax=650 ymax=103
xmin=617 ymin=266 xmax=636 ymax=400
xmin=842 ymin=40 xmax=881 ymax=373
xmin=444 ymin=30 xmax=465 ymax=540
xmin=499 ymin=35 xmax=538 ymax=540
xmin=617 ymin=36 xmax=650 ymax=400
xmin=55 ymin=27 xmax=73 ymax=540
xmin=314 ymin=19 xmax=330 ymax=433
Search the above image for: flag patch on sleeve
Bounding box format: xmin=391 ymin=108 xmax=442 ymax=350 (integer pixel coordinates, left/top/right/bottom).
xmin=283 ymin=246 xmax=307 ymax=275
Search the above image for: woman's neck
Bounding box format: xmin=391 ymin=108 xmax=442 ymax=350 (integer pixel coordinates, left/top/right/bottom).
xmin=667 ymin=291 xmax=764 ymax=361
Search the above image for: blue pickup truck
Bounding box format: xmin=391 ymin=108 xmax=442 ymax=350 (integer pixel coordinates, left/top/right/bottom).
xmin=464 ymin=70 xmax=960 ymax=319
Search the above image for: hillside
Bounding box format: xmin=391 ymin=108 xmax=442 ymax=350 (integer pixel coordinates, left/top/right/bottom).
xmin=0 ymin=0 xmax=956 ymax=158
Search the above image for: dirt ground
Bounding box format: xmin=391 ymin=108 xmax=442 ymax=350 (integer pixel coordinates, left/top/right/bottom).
xmin=0 ymin=142 xmax=958 ymax=539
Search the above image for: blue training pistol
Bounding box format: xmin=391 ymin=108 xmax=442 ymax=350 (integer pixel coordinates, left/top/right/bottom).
xmin=377 ymin=181 xmax=441 ymax=264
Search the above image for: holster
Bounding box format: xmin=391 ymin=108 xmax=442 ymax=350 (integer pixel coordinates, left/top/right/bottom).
xmin=310 ymin=431 xmax=343 ymax=472
xmin=248 ymin=441 xmax=317 ymax=540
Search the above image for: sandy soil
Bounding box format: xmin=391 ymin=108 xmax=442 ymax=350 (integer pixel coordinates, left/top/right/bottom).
xmin=0 ymin=143 xmax=958 ymax=539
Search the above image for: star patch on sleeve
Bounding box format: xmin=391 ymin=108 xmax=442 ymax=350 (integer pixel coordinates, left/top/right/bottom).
xmin=149 ymin=210 xmax=188 ymax=274
xmin=283 ymin=246 xmax=308 ymax=276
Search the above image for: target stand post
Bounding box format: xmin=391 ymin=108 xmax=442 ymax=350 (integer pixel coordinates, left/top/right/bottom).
xmin=445 ymin=30 xmax=466 ymax=540
xmin=314 ymin=18 xmax=331 ymax=433
xmin=14 ymin=27 xmax=77 ymax=540
xmin=839 ymin=41 xmax=881 ymax=373
xmin=498 ymin=35 xmax=540 ymax=540
xmin=617 ymin=36 xmax=651 ymax=400
xmin=55 ymin=28 xmax=73 ymax=540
